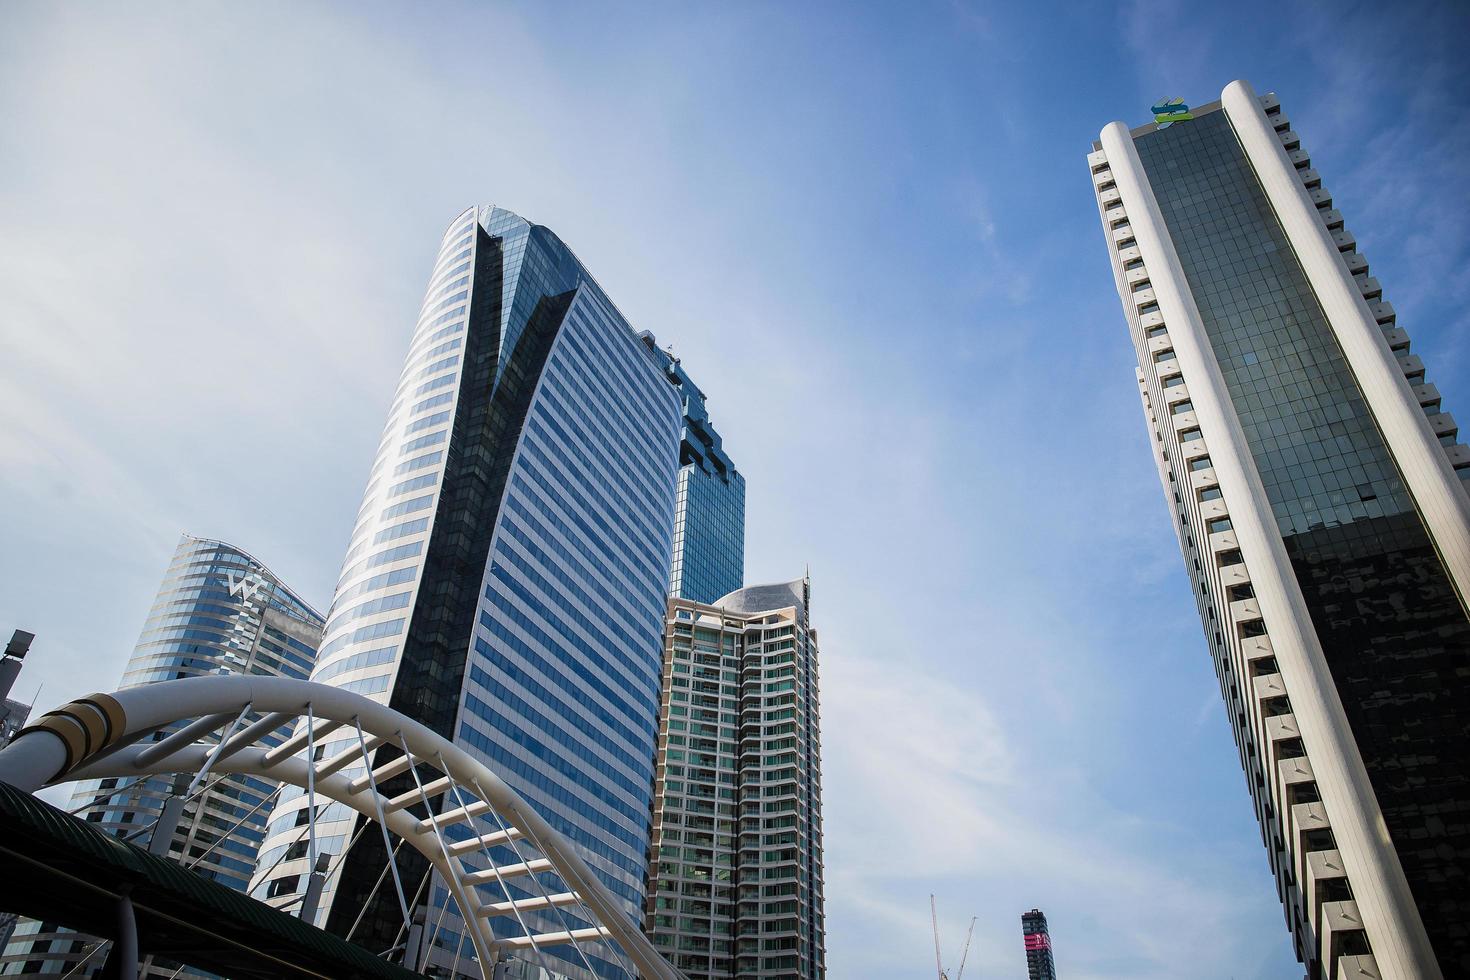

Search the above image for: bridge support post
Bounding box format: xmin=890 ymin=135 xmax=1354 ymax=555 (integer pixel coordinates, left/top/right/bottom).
xmin=299 ymin=851 xmax=332 ymax=925
xmin=147 ymin=776 xmax=189 ymax=857
xmin=101 ymin=888 xmax=138 ymax=980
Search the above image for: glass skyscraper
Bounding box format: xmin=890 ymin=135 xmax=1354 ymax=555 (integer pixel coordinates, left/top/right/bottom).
xmin=640 ymin=332 xmax=745 ymax=604
xmin=0 ymin=533 xmax=323 ymax=978
xmin=252 ymin=207 xmax=682 ymax=979
xmin=1020 ymin=909 xmax=1056 ymax=980
xmin=1092 ymin=81 xmax=1470 ymax=980
xmin=645 ymin=578 xmax=825 ymax=980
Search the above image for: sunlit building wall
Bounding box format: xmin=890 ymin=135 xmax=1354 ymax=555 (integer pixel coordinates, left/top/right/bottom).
xmin=645 ymin=578 xmax=824 ymax=980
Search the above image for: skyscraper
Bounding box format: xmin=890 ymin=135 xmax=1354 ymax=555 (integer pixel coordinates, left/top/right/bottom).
xmin=639 ymin=332 xmax=745 ymax=604
xmin=645 ymin=578 xmax=825 ymax=980
xmin=253 ymin=207 xmax=683 ymax=978
xmin=1091 ymin=80 xmax=1470 ymax=980
xmin=1020 ymin=909 xmax=1056 ymax=980
xmin=0 ymin=533 xmax=323 ymax=978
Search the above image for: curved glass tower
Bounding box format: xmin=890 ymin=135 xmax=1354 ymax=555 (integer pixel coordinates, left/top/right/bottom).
xmin=254 ymin=207 xmax=681 ymax=979
xmin=0 ymin=533 xmax=323 ymax=978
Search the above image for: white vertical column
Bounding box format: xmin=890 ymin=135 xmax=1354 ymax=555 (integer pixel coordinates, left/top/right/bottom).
xmin=1100 ymin=119 xmax=1440 ymax=980
xmin=1222 ymin=78 xmax=1470 ymax=605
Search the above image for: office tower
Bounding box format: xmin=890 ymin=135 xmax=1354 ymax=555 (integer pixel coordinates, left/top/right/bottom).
xmin=0 ymin=629 xmax=36 ymax=747
xmin=1021 ymin=909 xmax=1056 ymax=980
xmin=645 ymin=578 xmax=825 ymax=979
xmin=253 ymin=206 xmax=682 ymax=977
xmin=1090 ymin=80 xmax=1470 ymax=980
xmin=0 ymin=534 xmax=323 ymax=978
xmin=639 ymin=332 xmax=746 ymax=603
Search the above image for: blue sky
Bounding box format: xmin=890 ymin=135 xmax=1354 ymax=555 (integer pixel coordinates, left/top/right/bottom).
xmin=2 ymin=2 xmax=1468 ymax=977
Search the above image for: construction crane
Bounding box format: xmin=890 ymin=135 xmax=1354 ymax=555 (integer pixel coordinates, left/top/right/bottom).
xmin=930 ymin=894 xmax=977 ymax=980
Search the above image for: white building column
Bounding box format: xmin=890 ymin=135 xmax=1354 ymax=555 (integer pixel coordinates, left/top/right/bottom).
xmin=1221 ymin=78 xmax=1470 ymax=608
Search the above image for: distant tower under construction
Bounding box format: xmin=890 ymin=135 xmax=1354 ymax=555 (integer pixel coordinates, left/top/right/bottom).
xmin=1022 ymin=908 xmax=1056 ymax=980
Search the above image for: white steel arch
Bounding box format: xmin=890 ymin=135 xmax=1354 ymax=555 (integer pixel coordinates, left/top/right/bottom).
xmin=0 ymin=675 xmax=682 ymax=980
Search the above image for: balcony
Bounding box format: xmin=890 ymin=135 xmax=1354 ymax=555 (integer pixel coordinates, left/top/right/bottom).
xmin=1331 ymin=229 xmax=1357 ymax=252
xmin=1368 ymin=300 xmax=1395 ymax=326
xmin=1308 ymin=186 xmax=1333 ymax=209
xmin=1428 ymin=412 xmax=1458 ymax=437
xmin=1230 ymin=596 xmax=1262 ymax=625
xmin=1321 ymin=901 xmax=1370 ymax=980
xmin=1220 ymin=563 xmax=1250 ymax=589
xmin=1189 ymin=466 xmax=1218 ymax=491
xmin=1209 ymin=527 xmax=1240 ymax=553
xmin=1297 ymin=167 xmax=1322 ymax=189
xmin=1241 ymin=633 xmax=1275 ymax=666
xmin=1354 ymin=275 xmax=1381 ymax=300
xmin=1317 ymin=208 xmax=1344 ymax=231
xmin=1278 ymin=130 xmax=1301 ymax=151
xmin=1381 ymin=327 xmax=1410 ymax=352
xmin=1341 ymin=250 xmax=1367 ymax=274
xmin=1288 ymin=149 xmax=1311 ymax=168
xmin=1265 ymin=713 xmax=1301 ymax=754
xmin=1305 ymin=847 xmax=1347 ymax=926
xmin=1335 ymin=955 xmax=1380 ymax=980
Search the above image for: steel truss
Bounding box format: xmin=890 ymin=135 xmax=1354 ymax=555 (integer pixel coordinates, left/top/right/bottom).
xmin=0 ymin=675 xmax=682 ymax=980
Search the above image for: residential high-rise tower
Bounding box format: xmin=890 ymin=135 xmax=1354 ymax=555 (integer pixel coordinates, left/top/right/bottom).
xmin=645 ymin=578 xmax=825 ymax=979
xmin=252 ymin=207 xmax=683 ymax=979
xmin=1021 ymin=908 xmax=1056 ymax=980
xmin=1090 ymin=80 xmax=1470 ymax=980
xmin=639 ymin=332 xmax=745 ymax=604
xmin=0 ymin=533 xmax=323 ymax=978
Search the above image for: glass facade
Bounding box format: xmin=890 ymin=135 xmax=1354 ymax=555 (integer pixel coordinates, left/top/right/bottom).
xmin=254 ymin=207 xmax=682 ymax=980
xmin=672 ymin=467 xmax=746 ymax=605
xmin=1137 ymin=111 xmax=1470 ymax=972
xmin=0 ymin=534 xmax=323 ymax=979
xmin=640 ymin=334 xmax=745 ymax=605
xmin=646 ymin=580 xmax=825 ymax=980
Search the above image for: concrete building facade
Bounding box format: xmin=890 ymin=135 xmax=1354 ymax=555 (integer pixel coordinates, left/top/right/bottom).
xmin=645 ymin=578 xmax=824 ymax=980
xmin=1090 ymin=80 xmax=1470 ymax=980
